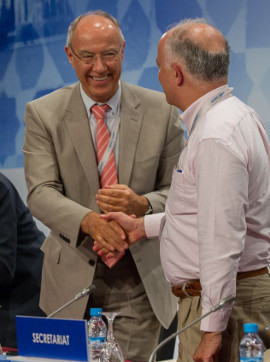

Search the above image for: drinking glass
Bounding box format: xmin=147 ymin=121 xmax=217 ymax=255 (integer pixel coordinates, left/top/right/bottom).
xmin=100 ymin=312 xmax=124 ymax=362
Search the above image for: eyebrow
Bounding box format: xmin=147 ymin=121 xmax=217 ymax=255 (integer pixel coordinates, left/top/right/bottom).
xmin=78 ymin=47 xmax=119 ymax=54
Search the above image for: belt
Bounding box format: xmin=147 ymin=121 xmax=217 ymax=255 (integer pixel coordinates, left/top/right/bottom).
xmin=171 ymin=266 xmax=269 ymax=299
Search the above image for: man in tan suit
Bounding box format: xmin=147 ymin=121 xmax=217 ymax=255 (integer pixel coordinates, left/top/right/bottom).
xmin=23 ymin=10 xmax=185 ymax=360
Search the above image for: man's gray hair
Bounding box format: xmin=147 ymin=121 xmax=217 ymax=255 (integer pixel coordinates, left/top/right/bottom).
xmin=66 ymin=10 xmax=125 ymax=48
xmin=165 ymin=18 xmax=230 ymax=82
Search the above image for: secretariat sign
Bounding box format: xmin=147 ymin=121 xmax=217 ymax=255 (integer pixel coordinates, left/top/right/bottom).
xmin=16 ymin=316 xmax=89 ymax=361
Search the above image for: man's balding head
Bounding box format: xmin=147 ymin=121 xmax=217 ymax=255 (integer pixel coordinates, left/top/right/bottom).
xmin=165 ymin=18 xmax=230 ymax=83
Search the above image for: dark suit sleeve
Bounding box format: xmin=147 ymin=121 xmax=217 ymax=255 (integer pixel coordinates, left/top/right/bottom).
xmin=0 ymin=178 xmax=18 ymax=286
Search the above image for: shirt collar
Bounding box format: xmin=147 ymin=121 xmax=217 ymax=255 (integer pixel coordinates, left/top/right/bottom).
xmin=180 ymin=84 xmax=230 ymax=135
xmin=80 ymin=81 xmax=121 ymax=117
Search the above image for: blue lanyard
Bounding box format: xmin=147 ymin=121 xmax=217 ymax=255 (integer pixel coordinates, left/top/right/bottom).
xmin=188 ymin=85 xmax=233 ymax=140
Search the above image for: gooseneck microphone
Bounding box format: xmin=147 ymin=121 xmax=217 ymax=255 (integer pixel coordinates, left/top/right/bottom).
xmin=47 ymin=284 xmax=96 ymax=318
xmin=148 ymin=295 xmax=235 ymax=362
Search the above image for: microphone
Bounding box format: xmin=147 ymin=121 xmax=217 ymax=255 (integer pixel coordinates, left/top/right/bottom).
xmin=47 ymin=284 xmax=96 ymax=318
xmin=148 ymin=295 xmax=235 ymax=362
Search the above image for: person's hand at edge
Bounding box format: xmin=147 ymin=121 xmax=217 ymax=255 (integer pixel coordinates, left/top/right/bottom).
xmin=193 ymin=332 xmax=222 ymax=362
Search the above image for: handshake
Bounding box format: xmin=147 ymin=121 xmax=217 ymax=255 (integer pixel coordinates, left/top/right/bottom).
xmin=80 ymin=184 xmax=150 ymax=268
xmin=93 ymin=211 xmax=146 ymax=267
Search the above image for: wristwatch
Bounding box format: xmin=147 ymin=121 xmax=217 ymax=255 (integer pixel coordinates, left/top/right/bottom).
xmin=145 ymin=202 xmax=153 ymax=215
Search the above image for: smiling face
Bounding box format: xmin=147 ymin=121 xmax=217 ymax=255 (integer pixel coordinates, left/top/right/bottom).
xmin=65 ymin=15 xmax=125 ymax=102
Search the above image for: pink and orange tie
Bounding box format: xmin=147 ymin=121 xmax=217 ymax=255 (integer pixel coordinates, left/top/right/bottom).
xmin=92 ymin=104 xmax=124 ymax=268
xmin=92 ymin=104 xmax=118 ymax=188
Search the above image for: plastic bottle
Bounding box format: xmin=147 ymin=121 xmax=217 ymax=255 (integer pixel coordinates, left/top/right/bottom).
xmin=239 ymin=323 xmax=265 ymax=361
xmin=88 ymin=308 xmax=107 ymax=361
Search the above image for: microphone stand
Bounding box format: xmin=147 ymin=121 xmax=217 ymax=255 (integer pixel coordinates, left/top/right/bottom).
xmin=47 ymin=284 xmax=96 ymax=318
xmin=148 ymin=295 xmax=235 ymax=362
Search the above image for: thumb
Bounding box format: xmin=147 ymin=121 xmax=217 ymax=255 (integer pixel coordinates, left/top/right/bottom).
xmin=100 ymin=212 xmax=123 ymax=222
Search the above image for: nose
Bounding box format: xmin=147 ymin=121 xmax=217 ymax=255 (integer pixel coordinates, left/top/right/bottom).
xmin=92 ymin=55 xmax=107 ymax=72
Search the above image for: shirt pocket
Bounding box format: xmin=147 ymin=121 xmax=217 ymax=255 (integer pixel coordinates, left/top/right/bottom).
xmin=166 ymin=167 xmax=186 ymax=214
xmin=167 ymin=166 xmax=196 ymax=215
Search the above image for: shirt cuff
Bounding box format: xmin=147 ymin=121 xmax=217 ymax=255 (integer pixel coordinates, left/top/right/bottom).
xmin=200 ymin=307 xmax=232 ymax=332
xmin=144 ymin=213 xmax=164 ymax=239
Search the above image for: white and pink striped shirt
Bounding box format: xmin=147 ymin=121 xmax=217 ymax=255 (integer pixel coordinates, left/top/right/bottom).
xmin=145 ymin=85 xmax=270 ymax=331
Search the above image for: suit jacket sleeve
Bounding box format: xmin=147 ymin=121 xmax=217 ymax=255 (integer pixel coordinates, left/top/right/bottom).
xmin=23 ymin=86 xmax=94 ymax=248
xmin=0 ymin=178 xmax=17 ymax=286
xmin=0 ymin=173 xmax=45 ymax=287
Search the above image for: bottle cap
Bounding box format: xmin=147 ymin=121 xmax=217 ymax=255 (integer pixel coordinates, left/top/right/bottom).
xmin=90 ymin=307 xmax=102 ymax=316
xmin=244 ymin=323 xmax=258 ymax=333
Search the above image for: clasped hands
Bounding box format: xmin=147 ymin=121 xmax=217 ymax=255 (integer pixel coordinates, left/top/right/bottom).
xmin=81 ymin=185 xmax=148 ymax=262
xmin=93 ymin=211 xmax=145 ymax=263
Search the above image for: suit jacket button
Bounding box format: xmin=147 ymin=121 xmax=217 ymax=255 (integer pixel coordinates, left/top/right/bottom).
xmin=89 ymin=259 xmax=95 ymax=266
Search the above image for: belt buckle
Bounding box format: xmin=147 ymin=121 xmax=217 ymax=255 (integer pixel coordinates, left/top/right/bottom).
xmin=182 ymin=282 xmax=193 ymax=298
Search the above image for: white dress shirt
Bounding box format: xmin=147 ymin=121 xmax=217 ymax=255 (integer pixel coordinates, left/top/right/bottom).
xmin=80 ymin=82 xmax=121 ymax=165
xmin=145 ymin=85 xmax=270 ymax=331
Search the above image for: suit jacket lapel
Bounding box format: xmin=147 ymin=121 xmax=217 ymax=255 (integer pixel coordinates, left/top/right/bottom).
xmin=118 ymin=80 xmax=143 ymax=185
xmin=63 ymin=81 xmax=142 ymax=190
xmin=64 ymin=83 xmax=100 ymax=194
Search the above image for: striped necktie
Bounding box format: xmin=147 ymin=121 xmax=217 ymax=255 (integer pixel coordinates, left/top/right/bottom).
xmin=91 ymin=104 xmax=123 ymax=268
xmin=92 ymin=104 xmax=118 ymax=188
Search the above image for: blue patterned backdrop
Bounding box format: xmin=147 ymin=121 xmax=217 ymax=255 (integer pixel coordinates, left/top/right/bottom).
xmin=1 ymin=0 xmax=270 ymax=169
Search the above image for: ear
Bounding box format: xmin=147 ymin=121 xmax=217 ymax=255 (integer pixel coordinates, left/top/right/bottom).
xmin=171 ymin=63 xmax=183 ymax=86
xmin=65 ymin=46 xmax=75 ymax=67
xmin=120 ymin=41 xmax=125 ymax=60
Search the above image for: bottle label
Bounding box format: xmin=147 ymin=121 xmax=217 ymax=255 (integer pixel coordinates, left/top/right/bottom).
xmin=88 ymin=336 xmax=106 ymax=360
xmin=88 ymin=336 xmax=106 ymax=343
xmin=240 ymin=358 xmax=263 ymax=361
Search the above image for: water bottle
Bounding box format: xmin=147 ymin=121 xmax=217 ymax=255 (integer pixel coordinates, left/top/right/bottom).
xmin=239 ymin=323 xmax=265 ymax=361
xmin=88 ymin=308 xmax=107 ymax=361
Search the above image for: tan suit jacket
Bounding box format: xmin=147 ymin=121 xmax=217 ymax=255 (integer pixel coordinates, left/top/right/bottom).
xmin=23 ymin=80 xmax=185 ymax=328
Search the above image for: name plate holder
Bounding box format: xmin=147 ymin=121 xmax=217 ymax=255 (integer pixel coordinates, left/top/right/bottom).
xmin=16 ymin=316 xmax=89 ymax=361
